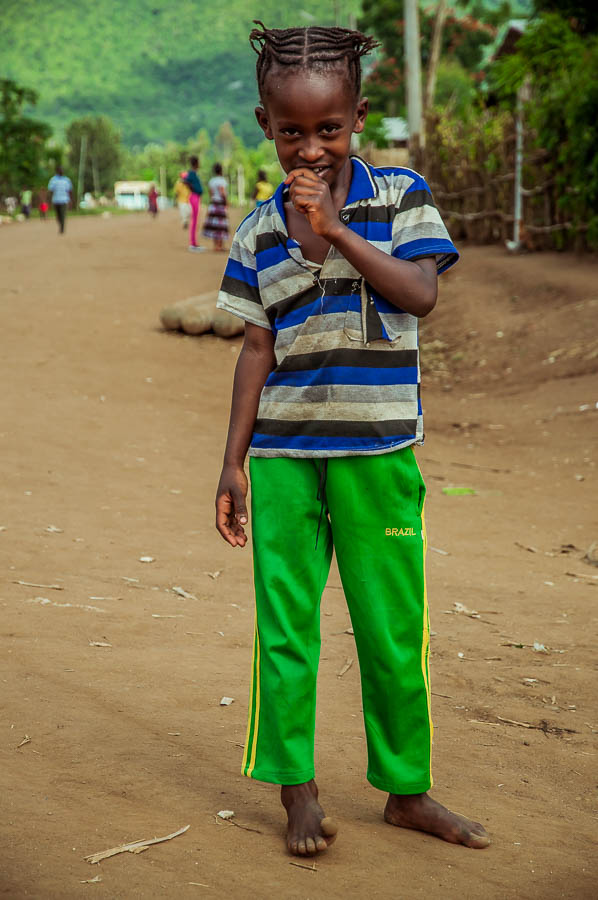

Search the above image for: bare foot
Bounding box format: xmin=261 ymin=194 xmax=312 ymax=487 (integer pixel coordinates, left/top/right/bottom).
xmin=384 ymin=792 xmax=490 ymax=849
xmin=281 ymin=780 xmax=338 ymax=856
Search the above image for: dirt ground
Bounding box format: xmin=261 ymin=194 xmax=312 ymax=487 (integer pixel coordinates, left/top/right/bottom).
xmin=1 ymin=208 xmax=597 ymax=899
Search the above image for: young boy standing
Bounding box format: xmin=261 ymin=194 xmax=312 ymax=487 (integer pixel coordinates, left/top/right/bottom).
xmin=215 ymin=22 xmax=490 ymax=857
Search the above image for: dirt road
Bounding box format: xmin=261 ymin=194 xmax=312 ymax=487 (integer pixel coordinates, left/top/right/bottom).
xmin=1 ymin=210 xmax=597 ymax=898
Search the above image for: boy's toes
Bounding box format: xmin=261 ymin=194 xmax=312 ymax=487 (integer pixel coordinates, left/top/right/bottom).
xmin=315 ymin=835 xmax=329 ymax=852
xmin=296 ymin=838 xmax=307 ymax=855
xmin=305 ymin=837 xmax=317 ymax=855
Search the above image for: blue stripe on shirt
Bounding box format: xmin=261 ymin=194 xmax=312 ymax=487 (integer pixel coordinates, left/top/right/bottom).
xmin=224 ymin=257 xmax=259 ymax=287
xmin=266 ymin=366 xmax=419 ymax=387
xmin=251 ymin=433 xmax=415 ymax=451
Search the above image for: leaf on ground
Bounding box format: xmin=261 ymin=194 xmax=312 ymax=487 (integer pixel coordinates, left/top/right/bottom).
xmin=204 ymin=570 xmax=221 ymax=580
xmin=220 ymin=697 xmax=234 ymax=706
xmin=337 ymin=658 xmax=354 ymax=678
xmin=88 ymin=640 xmax=112 ymax=648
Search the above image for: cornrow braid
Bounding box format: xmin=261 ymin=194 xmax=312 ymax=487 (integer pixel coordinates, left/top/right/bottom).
xmin=249 ymin=20 xmax=379 ymax=101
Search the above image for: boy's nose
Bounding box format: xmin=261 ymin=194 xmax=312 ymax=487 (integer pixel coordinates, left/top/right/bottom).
xmin=298 ymin=140 xmax=325 ymax=164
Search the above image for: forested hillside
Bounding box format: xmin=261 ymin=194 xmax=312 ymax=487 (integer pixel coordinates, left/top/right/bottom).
xmin=1 ymin=0 xmax=359 ymax=147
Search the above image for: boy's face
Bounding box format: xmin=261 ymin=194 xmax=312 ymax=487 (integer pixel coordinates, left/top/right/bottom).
xmin=255 ymin=69 xmax=368 ymax=191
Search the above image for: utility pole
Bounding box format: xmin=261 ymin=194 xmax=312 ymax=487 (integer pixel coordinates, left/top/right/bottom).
xmin=77 ymin=133 xmax=87 ymax=207
xmin=404 ymin=0 xmax=424 ymax=160
xmin=424 ymin=0 xmax=447 ymax=112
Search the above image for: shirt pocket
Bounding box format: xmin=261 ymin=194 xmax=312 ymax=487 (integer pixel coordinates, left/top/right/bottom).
xmin=343 ymin=278 xmax=404 ymax=346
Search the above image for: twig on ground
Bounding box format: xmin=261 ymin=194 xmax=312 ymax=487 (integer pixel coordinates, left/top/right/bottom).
xmin=290 ymin=861 xmax=318 ymax=872
xmin=84 ymin=825 xmax=190 ymax=864
xmin=14 ymin=580 xmax=64 ymax=590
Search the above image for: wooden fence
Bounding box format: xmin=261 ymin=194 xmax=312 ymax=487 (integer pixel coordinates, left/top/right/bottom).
xmin=422 ymin=112 xmax=588 ymax=251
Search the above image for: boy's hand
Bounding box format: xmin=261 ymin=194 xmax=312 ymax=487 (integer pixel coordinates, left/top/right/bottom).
xmin=285 ymin=169 xmax=340 ymax=239
xmin=216 ymin=464 xmax=249 ymax=547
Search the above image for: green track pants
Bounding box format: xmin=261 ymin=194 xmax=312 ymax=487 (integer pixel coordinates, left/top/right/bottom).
xmin=243 ymin=448 xmax=433 ymax=794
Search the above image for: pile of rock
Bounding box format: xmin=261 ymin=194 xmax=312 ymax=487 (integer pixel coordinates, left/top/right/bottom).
xmin=160 ymin=292 xmax=243 ymax=338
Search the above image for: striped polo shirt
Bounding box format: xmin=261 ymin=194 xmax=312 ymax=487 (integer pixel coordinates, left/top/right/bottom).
xmin=217 ymin=156 xmax=458 ymax=458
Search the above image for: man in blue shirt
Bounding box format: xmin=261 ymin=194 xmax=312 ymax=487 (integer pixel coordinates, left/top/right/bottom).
xmin=48 ymin=166 xmax=73 ymax=234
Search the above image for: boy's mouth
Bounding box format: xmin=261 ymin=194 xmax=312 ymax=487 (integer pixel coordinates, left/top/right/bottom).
xmin=310 ymin=165 xmax=330 ymax=178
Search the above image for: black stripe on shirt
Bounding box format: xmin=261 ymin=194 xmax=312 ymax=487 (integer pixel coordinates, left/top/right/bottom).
xmin=276 ymin=348 xmax=418 ymax=371
xmin=220 ymin=274 xmax=262 ymax=305
xmin=254 ymin=417 xmax=417 ymax=438
xmin=397 ymin=189 xmax=438 ymax=214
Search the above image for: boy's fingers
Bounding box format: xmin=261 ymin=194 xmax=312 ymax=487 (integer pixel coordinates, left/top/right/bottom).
xmin=231 ymin=488 xmax=248 ymax=525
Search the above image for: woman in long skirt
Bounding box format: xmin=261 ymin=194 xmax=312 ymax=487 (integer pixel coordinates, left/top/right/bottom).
xmin=203 ymin=163 xmax=229 ymax=251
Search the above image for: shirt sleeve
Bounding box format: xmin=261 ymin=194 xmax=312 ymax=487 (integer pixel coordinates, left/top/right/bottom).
xmin=391 ymin=172 xmax=458 ymax=275
xmin=216 ymin=217 xmax=271 ymax=330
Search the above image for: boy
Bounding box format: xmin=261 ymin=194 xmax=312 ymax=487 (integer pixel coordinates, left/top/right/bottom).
xmin=215 ymin=22 xmax=490 ymax=857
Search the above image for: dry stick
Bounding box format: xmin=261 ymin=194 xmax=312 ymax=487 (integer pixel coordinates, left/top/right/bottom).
xmin=290 ymin=861 xmax=317 ymax=872
xmin=84 ymin=824 xmax=190 ymax=864
xmin=431 ymin=691 xmax=452 ymax=699
xmin=220 ymin=819 xmax=263 ymax=835
xmin=496 ymin=715 xmax=577 ymax=735
xmin=451 ymin=461 xmax=510 ymax=474
xmin=13 ymin=580 xmax=64 ymax=590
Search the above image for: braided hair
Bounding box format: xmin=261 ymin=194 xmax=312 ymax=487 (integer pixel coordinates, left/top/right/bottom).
xmin=249 ymin=21 xmax=379 ymax=102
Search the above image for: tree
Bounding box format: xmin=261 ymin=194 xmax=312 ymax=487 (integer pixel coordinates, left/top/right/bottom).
xmin=0 ymin=79 xmax=52 ymax=195
xmin=493 ymin=11 xmax=598 ymax=244
xmin=358 ymin=0 xmax=511 ymax=117
xmin=66 ymin=115 xmax=122 ymax=196
xmin=533 ymin=1 xmax=598 ymax=33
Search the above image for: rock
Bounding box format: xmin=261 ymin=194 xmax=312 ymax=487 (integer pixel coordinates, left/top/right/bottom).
xmin=212 ymin=308 xmax=243 ymax=338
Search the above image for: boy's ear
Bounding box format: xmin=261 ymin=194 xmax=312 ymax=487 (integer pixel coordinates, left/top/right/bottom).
xmin=352 ymin=98 xmax=369 ymax=135
xmin=255 ymin=106 xmax=273 ymax=140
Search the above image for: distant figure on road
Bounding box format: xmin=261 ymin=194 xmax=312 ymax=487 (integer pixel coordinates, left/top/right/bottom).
xmin=38 ymin=187 xmax=49 ymax=221
xmin=174 ymin=173 xmax=191 ymax=229
xmin=203 ymin=163 xmax=229 ymax=251
xmin=20 ymin=187 xmax=32 ymax=219
xmin=252 ymin=169 xmax=274 ymax=207
xmin=148 ymin=183 xmax=159 ymax=217
xmin=48 ymin=166 xmax=73 ymax=234
xmin=184 ymin=155 xmax=204 ymax=252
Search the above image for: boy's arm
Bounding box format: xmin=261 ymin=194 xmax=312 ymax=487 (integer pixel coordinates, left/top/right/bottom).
xmin=216 ymin=323 xmax=276 ymax=547
xmin=286 ymin=169 xmax=438 ymax=318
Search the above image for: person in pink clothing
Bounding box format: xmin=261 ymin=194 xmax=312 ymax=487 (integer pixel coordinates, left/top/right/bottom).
xmin=183 ymin=155 xmax=205 ymax=252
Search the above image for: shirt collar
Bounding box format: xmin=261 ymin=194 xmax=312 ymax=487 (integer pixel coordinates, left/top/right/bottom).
xmin=272 ymin=155 xmax=378 ymax=234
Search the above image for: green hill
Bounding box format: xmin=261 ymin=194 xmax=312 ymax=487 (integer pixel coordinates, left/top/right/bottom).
xmin=1 ymin=0 xmax=359 ymax=148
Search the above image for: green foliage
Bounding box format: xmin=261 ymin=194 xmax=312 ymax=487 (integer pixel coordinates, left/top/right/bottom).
xmin=0 ymin=0 xmax=360 ymax=149
xmin=434 ymin=60 xmax=478 ymax=117
xmin=359 ymin=0 xmax=513 ymax=116
xmin=532 ymin=1 xmax=598 ymax=33
xmin=361 ymin=111 xmax=390 ymax=148
xmin=493 ymin=12 xmax=598 ymax=244
xmin=66 ymin=115 xmax=122 ymax=195
xmin=0 ymin=79 xmax=52 ymax=194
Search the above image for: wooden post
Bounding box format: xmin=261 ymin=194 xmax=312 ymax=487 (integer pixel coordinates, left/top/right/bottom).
xmin=424 ymin=0 xmax=447 ymax=113
xmin=404 ymin=0 xmax=424 ymax=160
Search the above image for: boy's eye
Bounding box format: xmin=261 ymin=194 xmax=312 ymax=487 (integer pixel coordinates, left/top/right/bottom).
xmin=321 ymin=125 xmax=341 ymax=134
xmin=280 ymin=128 xmax=300 ymax=136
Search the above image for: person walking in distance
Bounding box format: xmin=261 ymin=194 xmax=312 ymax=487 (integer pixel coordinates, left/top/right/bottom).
xmin=174 ymin=172 xmax=191 ymax=229
xmin=48 ymin=165 xmax=73 ymax=234
xmin=184 ymin=155 xmax=205 ymax=252
xmin=203 ymin=163 xmax=229 ymax=251
xmin=215 ymin=21 xmax=490 ymax=859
